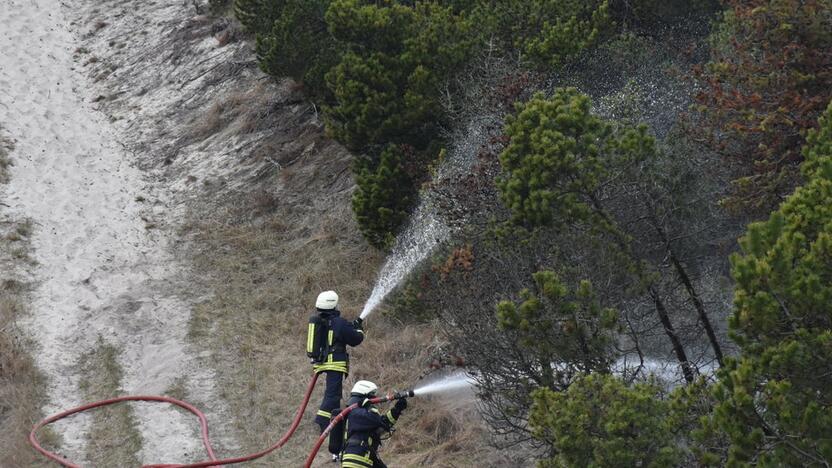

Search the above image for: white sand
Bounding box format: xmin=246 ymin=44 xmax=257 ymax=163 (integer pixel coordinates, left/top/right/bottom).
xmin=0 ymin=0 xmax=234 ymax=463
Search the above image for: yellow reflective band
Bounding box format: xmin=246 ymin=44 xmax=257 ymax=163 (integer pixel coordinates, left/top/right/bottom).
xmin=328 ymin=329 xmax=334 ymax=346
xmin=342 ymin=453 xmax=372 ymax=465
xmin=306 ymin=323 xmax=315 ymax=353
xmin=313 ymin=362 xmax=348 ymax=374
xmin=316 ymin=409 xmax=332 ymax=418
xmin=342 ymin=462 xmax=371 ymax=468
xmin=386 ymin=411 xmax=397 ymax=424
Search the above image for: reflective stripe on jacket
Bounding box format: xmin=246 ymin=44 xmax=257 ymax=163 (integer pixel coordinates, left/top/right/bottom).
xmin=341 ymin=396 xmax=401 ymax=467
xmin=312 ymin=309 xmax=364 ymax=375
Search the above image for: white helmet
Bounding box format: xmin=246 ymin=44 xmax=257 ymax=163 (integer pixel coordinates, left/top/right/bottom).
xmin=351 ymin=380 xmax=378 ymax=397
xmin=316 ymin=290 xmax=338 ymax=310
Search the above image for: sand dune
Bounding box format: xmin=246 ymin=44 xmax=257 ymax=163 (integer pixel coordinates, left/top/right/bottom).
xmin=0 ymin=0 xmax=234 ymax=463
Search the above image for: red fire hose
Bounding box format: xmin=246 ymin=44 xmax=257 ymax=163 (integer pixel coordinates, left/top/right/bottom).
xmin=30 ymin=372 xmax=320 ymax=467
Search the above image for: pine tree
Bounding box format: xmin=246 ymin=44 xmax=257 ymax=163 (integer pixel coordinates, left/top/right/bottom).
xmin=705 ymin=102 xmax=832 ymax=465
xmin=256 ymin=0 xmax=336 ymax=99
xmin=233 ymin=0 xmax=286 ymax=35
xmin=497 ymin=89 xmax=712 ymax=383
xmin=468 ymin=0 xmax=613 ymax=71
xmin=530 ymin=374 xmax=678 ymax=468
xmin=351 ymin=144 xmax=415 ymax=249
xmin=496 ymin=271 xmax=618 ymax=390
xmin=324 ymin=0 xmax=471 ymax=153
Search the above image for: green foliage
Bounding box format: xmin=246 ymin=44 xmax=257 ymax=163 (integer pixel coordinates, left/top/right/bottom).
xmin=233 ymin=0 xmax=286 ymax=35
xmin=209 ymin=0 xmax=233 ymax=16
xmin=668 ymin=378 xmax=727 ymax=466
xmin=529 ymin=374 xmax=678 ymax=468
xmin=497 ymin=89 xmax=609 ymax=227
xmin=695 ymin=0 xmax=832 ymax=212
xmin=256 ymin=0 xmax=336 ymax=98
xmin=324 ymin=51 xmax=405 ymax=151
xmin=705 ymin=102 xmax=832 ymax=465
xmin=803 ymin=97 xmax=832 ymax=177
xmin=351 ymin=144 xmax=415 ymax=249
xmin=324 ymin=0 xmax=472 ymax=246
xmin=324 ymin=0 xmax=472 ymax=152
xmin=496 ymin=271 xmax=618 ymax=389
xmin=469 ymin=0 xmax=613 ymax=71
xmin=522 ymin=1 xmax=611 ymax=71
xmin=497 ymin=88 xmax=654 ymax=231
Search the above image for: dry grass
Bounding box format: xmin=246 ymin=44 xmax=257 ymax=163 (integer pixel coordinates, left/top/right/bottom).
xmin=182 ymin=140 xmax=514 ymax=466
xmin=0 ymin=221 xmax=58 ymax=468
xmin=184 ymin=198 xmax=513 ymax=466
xmin=78 ymin=339 xmax=143 ymax=467
xmin=188 ymin=82 xmax=280 ymax=141
xmin=0 ymin=131 xmax=14 ymax=184
xmin=185 ymin=193 xmax=380 ymax=465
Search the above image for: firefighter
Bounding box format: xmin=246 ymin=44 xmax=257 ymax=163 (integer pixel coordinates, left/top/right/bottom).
xmin=341 ymin=380 xmax=408 ymax=468
xmin=311 ymin=291 xmax=364 ymax=434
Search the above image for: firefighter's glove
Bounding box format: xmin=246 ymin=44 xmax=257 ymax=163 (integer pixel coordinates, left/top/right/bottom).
xmin=394 ymin=398 xmax=408 ymax=413
xmin=352 ymin=317 xmax=364 ymax=331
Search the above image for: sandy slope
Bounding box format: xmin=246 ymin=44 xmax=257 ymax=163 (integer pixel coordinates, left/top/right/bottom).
xmin=0 ymin=0 xmax=234 ymax=463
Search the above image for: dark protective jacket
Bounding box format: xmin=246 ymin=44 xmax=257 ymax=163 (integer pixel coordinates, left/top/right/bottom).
xmin=312 ymin=309 xmax=364 ymax=374
xmin=341 ymin=395 xmax=403 ymax=468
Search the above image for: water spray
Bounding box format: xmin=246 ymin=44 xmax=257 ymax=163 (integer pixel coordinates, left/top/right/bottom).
xmin=360 ymin=210 xmax=449 ymax=320
xmin=358 ymin=113 xmax=501 ymax=320
xmin=410 ymin=371 xmax=476 ymax=397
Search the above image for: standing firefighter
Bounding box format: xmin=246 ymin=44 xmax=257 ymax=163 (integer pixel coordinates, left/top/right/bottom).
xmin=341 ymin=381 xmax=408 ymax=468
xmin=307 ymin=291 xmax=364 ymax=435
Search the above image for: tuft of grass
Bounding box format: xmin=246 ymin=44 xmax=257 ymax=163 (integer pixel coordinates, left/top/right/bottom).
xmin=165 ymin=376 xmax=189 ymax=402
xmin=0 ymin=131 xmax=14 ymax=184
xmin=188 ymin=82 xmax=281 ymax=141
xmin=0 ymin=219 xmax=57 ymax=467
xmin=5 ymin=220 xmax=32 ymax=242
xmin=0 ymin=294 xmax=54 ymax=467
xmin=78 ymin=339 xmax=143 ymax=467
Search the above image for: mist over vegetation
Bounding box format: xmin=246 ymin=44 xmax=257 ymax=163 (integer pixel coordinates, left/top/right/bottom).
xmin=216 ymin=0 xmax=832 ymax=465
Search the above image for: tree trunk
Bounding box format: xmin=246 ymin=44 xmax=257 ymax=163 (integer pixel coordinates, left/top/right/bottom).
xmin=649 ymin=286 xmax=695 ymax=383
xmin=650 ymin=217 xmax=725 ymax=366
xmin=668 ymin=252 xmax=724 ymax=366
xmin=587 ymin=194 xmax=695 ymax=383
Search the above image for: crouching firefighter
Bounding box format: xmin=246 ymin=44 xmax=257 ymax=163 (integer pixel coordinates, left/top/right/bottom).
xmin=339 ymin=380 xmax=408 ymax=468
xmin=307 ymin=291 xmax=364 ymax=436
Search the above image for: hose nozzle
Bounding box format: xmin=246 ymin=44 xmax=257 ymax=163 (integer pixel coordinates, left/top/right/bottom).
xmin=370 ymin=389 xmax=415 ymax=404
xmin=392 ymin=389 xmax=415 ymax=400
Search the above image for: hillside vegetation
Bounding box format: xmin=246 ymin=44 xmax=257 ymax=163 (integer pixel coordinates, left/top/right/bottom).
xmin=0 ymin=130 xmax=56 ymax=467
xmin=198 ymin=0 xmax=832 ymax=466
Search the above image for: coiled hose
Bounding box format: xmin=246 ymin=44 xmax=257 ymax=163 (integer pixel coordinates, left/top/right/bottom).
xmin=29 ymin=372 xmax=320 ymax=467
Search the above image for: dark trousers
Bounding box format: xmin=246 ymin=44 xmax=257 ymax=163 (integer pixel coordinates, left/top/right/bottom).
xmin=315 ymin=371 xmax=344 ymax=433
xmin=371 ymin=452 xmax=387 ymax=468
